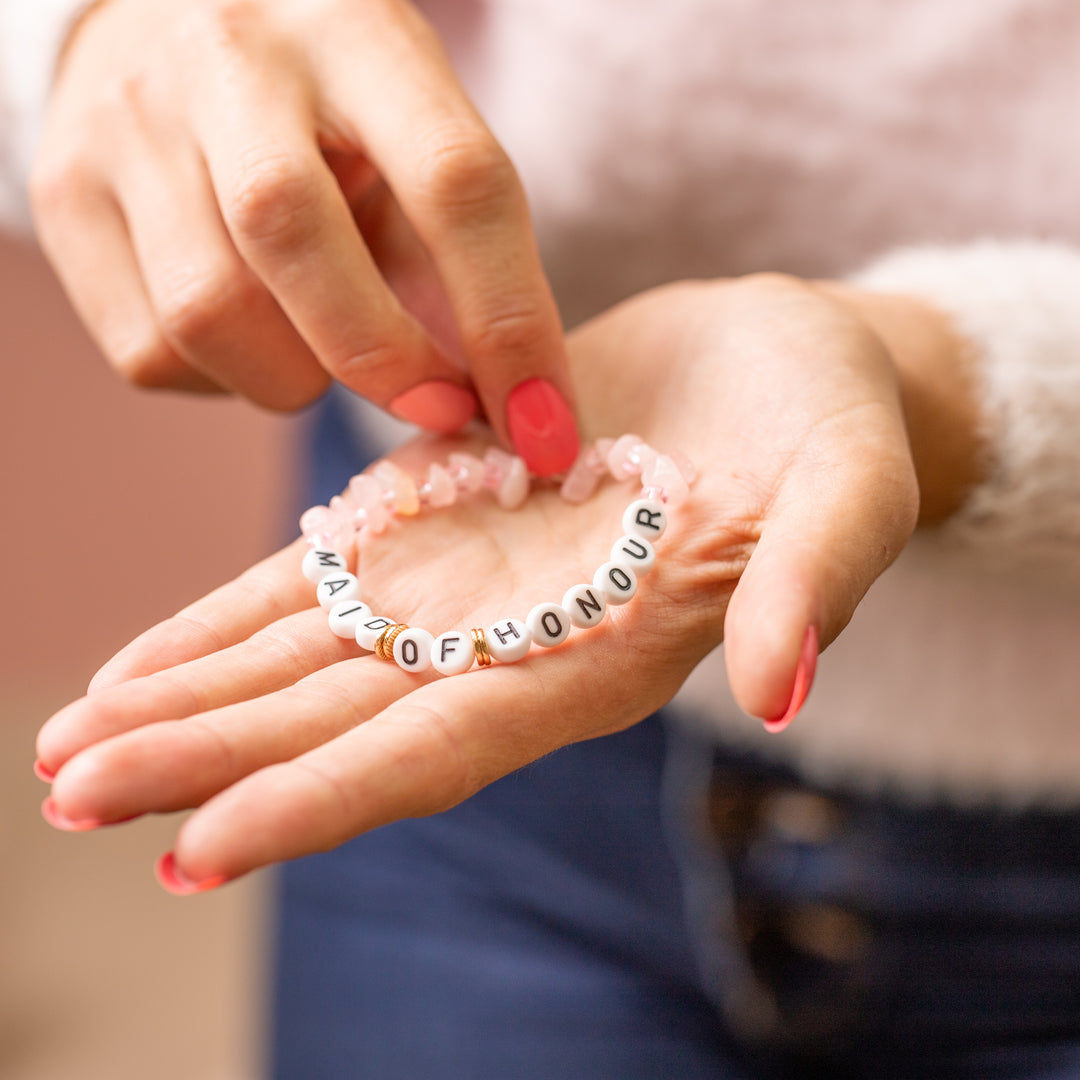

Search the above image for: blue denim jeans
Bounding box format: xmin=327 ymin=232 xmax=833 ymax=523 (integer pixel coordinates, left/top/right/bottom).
xmin=272 ymin=394 xmax=1080 ymax=1079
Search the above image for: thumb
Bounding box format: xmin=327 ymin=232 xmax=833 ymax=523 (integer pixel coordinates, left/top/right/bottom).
xmin=722 ymin=458 xmax=917 ymax=729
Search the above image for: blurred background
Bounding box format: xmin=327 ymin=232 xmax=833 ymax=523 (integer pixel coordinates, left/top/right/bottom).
xmin=0 ymin=232 xmax=302 ymax=1079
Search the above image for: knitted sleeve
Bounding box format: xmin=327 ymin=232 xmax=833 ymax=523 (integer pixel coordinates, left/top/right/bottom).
xmin=852 ymin=241 xmax=1080 ymax=570
xmin=0 ymin=0 xmax=94 ymax=231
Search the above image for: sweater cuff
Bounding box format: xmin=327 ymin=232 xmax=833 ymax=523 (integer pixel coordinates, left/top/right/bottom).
xmin=0 ymin=0 xmax=96 ymax=231
xmin=852 ymin=241 xmax=1080 ymax=570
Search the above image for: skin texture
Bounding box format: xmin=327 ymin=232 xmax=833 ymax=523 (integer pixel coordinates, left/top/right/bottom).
xmin=36 ymin=275 xmax=982 ymax=889
xmin=30 ymin=0 xmax=579 ymax=469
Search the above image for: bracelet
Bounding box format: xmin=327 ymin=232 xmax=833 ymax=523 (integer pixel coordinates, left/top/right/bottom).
xmin=298 ymin=434 xmax=696 ymax=676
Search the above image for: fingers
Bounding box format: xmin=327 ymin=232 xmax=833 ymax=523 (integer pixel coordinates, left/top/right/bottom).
xmin=114 ymin=132 xmax=330 ymax=409
xmin=168 ymin=644 xmax=665 ymax=885
xmin=189 ymin=38 xmax=478 ymax=417
xmin=30 ymin=170 xmax=219 ymax=393
xmin=310 ymin=8 xmax=578 ymax=472
xmin=722 ymin=439 xmax=918 ymax=724
xmin=38 ymin=605 xmax=356 ymax=774
xmin=89 ymin=538 xmax=315 ymax=690
xmin=46 ymin=647 xmax=418 ymax=825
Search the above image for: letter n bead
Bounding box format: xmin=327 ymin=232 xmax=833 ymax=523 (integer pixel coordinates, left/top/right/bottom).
xmin=562 ymin=584 xmax=607 ymax=629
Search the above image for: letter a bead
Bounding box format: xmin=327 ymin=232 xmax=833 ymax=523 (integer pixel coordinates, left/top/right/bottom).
xmin=526 ymin=603 xmax=570 ymax=647
xmin=316 ymin=572 xmax=361 ymax=610
xmin=393 ymin=627 xmax=435 ymax=672
xmin=562 ymin=584 xmax=607 ymax=628
xmin=432 ymin=631 xmax=474 ymax=676
xmin=485 ymin=619 xmax=531 ymax=662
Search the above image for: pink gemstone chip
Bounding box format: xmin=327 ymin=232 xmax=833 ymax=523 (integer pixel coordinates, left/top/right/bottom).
xmin=448 ymin=452 xmax=485 ymax=494
xmin=669 ymin=449 xmax=698 ymax=485
xmin=560 ymin=450 xmax=600 ymax=504
xmin=606 ymin=433 xmax=645 ymax=480
xmin=373 ymin=460 xmax=420 ymax=516
xmin=426 ymin=463 xmax=458 ymax=508
xmin=495 ymin=454 xmax=530 ymax=510
xmin=641 ymin=452 xmax=690 ymax=505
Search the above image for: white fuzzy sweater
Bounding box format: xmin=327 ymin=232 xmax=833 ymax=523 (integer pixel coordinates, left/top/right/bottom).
xmin=4 ymin=0 xmax=1080 ymax=804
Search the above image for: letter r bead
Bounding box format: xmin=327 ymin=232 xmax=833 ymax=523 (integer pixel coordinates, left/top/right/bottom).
xmin=622 ymin=499 xmax=667 ymax=540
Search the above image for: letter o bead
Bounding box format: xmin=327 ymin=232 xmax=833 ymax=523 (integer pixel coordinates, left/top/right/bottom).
xmin=526 ymin=603 xmax=570 ymax=648
xmin=622 ymin=499 xmax=667 ymax=541
xmin=485 ymin=618 xmax=531 ymax=662
xmin=431 ymin=631 xmax=474 ymax=676
xmin=562 ymin=584 xmax=607 ymax=629
xmin=328 ymin=600 xmax=372 ymax=639
xmin=593 ymin=561 xmax=637 ymax=605
xmin=393 ymin=627 xmax=435 ymax=672
xmin=302 ymin=547 xmax=348 ymax=584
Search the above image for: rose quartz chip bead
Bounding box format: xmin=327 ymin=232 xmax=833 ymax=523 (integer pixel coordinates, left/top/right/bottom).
xmin=373 ymin=460 xmax=420 ymax=516
xmin=606 ymin=434 xmax=645 ymax=480
xmin=425 ymin=463 xmax=458 ymax=508
xmin=641 ymin=452 xmax=690 ymax=504
xmin=484 ymin=447 xmax=529 ymax=510
xmin=448 ymin=452 xmax=485 ymax=494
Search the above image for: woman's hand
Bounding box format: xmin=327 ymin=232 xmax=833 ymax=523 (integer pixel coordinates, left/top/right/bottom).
xmin=36 ymin=275 xmax=976 ymax=891
xmin=30 ymin=0 xmax=578 ymax=473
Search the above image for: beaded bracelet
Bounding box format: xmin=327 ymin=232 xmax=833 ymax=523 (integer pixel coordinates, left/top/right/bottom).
xmin=298 ymin=434 xmax=696 ymax=676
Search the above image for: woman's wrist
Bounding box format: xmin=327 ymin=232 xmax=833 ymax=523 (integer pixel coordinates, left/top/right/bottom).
xmin=816 ymin=281 xmax=985 ymax=526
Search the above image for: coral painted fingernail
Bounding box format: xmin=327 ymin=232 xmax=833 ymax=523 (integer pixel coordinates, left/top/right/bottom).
xmin=34 ymin=759 xmax=56 ymax=783
xmin=41 ymin=796 xmax=143 ymax=831
xmin=155 ymin=852 xmax=228 ymax=896
xmin=506 ymin=378 xmax=580 ymax=476
xmin=41 ymin=796 xmax=104 ymax=832
xmin=763 ymin=625 xmax=819 ymax=734
xmin=388 ymin=380 xmax=479 ymax=434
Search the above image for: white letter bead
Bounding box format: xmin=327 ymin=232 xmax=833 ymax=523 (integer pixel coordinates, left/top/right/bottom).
xmin=622 ymin=499 xmax=667 ymax=541
xmin=432 ymin=631 xmax=474 ymax=676
xmin=316 ymin=572 xmax=361 ymax=610
xmin=355 ymin=615 xmax=396 ymax=652
xmin=562 ymin=584 xmax=608 ymax=628
xmin=611 ymin=534 xmax=656 ymax=575
xmin=485 ymin=619 xmax=532 ymax=662
xmin=328 ymin=600 xmax=372 ymax=639
xmin=593 ymin=561 xmax=638 ymax=604
xmin=526 ymin=603 xmax=570 ymax=648
xmin=393 ymin=627 xmax=435 ymax=672
xmin=302 ymin=547 xmax=348 ymax=583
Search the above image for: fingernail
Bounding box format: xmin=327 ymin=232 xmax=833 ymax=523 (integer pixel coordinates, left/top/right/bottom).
xmin=388 ymin=380 xmax=479 ymax=434
xmin=763 ymin=625 xmax=819 ymax=734
xmin=34 ymin=759 xmax=56 ymax=783
xmin=41 ymin=796 xmax=143 ymax=831
xmin=506 ymin=378 xmax=580 ymax=476
xmin=155 ymin=852 xmax=228 ymax=896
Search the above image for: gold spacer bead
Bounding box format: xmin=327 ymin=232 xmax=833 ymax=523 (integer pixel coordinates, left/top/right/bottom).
xmin=375 ymin=623 xmax=409 ymax=661
xmin=471 ymin=628 xmax=492 ymax=667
